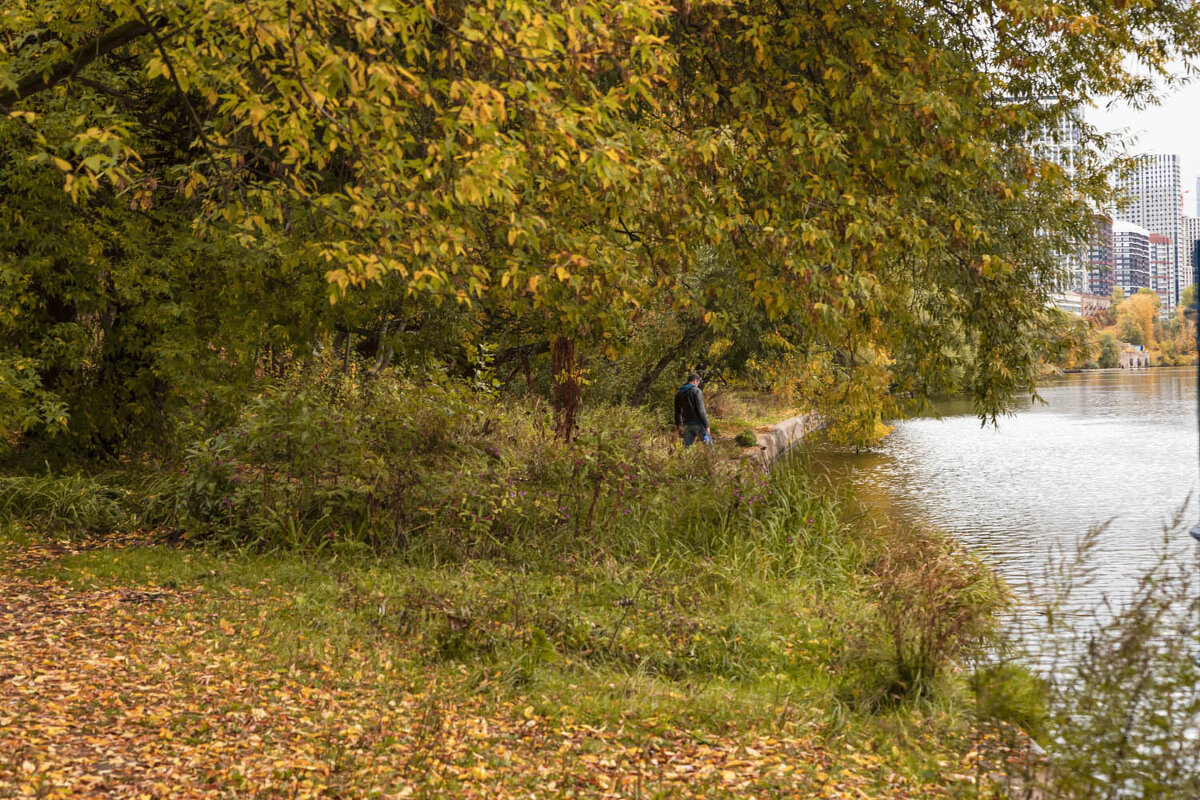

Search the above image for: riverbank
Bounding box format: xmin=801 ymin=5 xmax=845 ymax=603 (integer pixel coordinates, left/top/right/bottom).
xmin=0 ymin=519 xmax=1019 ymax=799
xmin=0 ymin=383 xmax=1029 ymax=797
xmin=809 ymin=365 xmax=1200 ymax=795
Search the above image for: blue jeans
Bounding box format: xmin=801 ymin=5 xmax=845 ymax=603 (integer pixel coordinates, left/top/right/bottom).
xmin=682 ymin=423 xmax=707 ymax=447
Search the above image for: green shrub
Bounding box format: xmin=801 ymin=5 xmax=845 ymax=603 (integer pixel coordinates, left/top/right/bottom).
xmin=166 ymin=363 xmax=781 ymax=563
xmin=970 ymin=663 xmax=1047 ymax=739
xmin=848 ymin=525 xmax=1008 ymax=706
xmin=735 ymin=429 xmax=758 ymax=447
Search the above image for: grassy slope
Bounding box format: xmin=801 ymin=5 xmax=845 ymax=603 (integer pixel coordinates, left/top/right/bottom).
xmin=0 ymin=525 xmax=999 ymax=799
xmin=0 ymin=389 xmax=1018 ymax=798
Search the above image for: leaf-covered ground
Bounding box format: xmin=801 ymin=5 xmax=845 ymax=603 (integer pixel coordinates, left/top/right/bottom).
xmin=0 ymin=535 xmax=1010 ymax=798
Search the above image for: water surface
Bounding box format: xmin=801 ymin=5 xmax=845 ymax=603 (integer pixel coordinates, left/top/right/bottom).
xmin=811 ymin=367 xmax=1200 ymax=613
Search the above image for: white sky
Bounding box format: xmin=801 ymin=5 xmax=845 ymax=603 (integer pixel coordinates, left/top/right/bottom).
xmin=1088 ymin=79 xmax=1200 ymax=216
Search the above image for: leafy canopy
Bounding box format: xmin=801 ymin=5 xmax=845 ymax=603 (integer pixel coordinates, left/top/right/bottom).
xmin=2 ymin=0 xmax=1198 ymax=450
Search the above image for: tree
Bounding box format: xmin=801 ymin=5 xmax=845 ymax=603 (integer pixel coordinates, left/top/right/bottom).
xmin=2 ymin=1 xmax=1199 ymax=451
xmin=1118 ymin=318 xmax=1144 ymax=347
xmin=1097 ymin=333 xmax=1121 ymax=369
xmin=1182 ymin=284 xmax=1197 ymax=314
xmin=1173 ymin=284 xmax=1197 ymax=358
xmin=1113 ymin=290 xmax=1159 ymax=350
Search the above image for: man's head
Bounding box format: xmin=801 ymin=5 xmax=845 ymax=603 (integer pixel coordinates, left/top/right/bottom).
xmin=687 ymin=372 xmax=701 ymax=385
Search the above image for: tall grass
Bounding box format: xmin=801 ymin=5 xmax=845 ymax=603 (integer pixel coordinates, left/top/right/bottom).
xmin=969 ymin=509 xmax=1200 ymax=798
xmin=1 ymin=367 xmax=1013 ymax=722
xmin=0 ymin=471 xmax=180 ymax=534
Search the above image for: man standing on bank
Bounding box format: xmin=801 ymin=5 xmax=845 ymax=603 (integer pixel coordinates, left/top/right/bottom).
xmin=674 ymin=372 xmax=711 ymax=447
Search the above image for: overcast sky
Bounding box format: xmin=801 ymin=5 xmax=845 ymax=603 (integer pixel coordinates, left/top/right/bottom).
xmin=1088 ymin=79 xmax=1200 ymax=216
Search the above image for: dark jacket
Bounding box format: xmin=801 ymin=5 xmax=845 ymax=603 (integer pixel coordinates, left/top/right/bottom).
xmin=674 ymin=383 xmax=709 ymax=428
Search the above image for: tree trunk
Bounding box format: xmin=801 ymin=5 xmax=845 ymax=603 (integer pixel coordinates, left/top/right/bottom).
xmin=552 ymin=336 xmax=579 ymax=442
xmin=629 ymin=322 xmax=707 ymax=405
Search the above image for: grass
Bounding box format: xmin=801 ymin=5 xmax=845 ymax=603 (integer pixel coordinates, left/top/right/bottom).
xmin=0 ymin=377 xmax=1023 ymax=796
xmin=0 ymin=518 xmax=1000 ymax=798
xmin=706 ymin=389 xmax=802 ymax=433
xmin=6 ymin=467 xmax=865 ymax=730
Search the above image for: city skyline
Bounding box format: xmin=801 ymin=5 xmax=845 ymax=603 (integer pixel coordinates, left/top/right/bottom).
xmin=1089 ymin=79 xmax=1200 ymax=206
xmin=1115 ymin=154 xmax=1183 ymax=312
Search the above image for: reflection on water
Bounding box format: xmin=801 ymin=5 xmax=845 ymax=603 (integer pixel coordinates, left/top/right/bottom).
xmin=811 ymin=367 xmax=1200 ymax=615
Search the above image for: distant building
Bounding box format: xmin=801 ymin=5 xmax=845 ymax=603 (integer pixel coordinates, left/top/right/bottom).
xmin=1112 ymin=221 xmax=1151 ymax=296
xmin=1087 ymin=215 xmax=1114 ymax=297
xmin=1149 ymin=233 xmax=1174 ymax=313
xmin=1117 ymin=154 xmax=1182 ymax=314
xmin=1029 ymin=108 xmax=1082 ymax=172
xmin=1119 ymin=344 xmax=1150 ymax=370
xmin=1053 ymin=290 xmax=1111 ymax=318
xmin=1182 ymin=215 xmax=1200 ymax=292
xmin=1026 ymin=102 xmax=1091 ymax=292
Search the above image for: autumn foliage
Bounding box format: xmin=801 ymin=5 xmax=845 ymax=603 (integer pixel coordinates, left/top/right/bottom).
xmin=2 ymin=1 xmax=1199 ymax=451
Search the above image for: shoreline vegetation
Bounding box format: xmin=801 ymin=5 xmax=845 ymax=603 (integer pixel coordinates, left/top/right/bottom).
xmin=1 ymin=368 xmax=1032 ymax=798
xmin=5 ymin=364 xmax=1200 ymax=796
xmin=1061 ymin=286 xmax=1198 ymax=372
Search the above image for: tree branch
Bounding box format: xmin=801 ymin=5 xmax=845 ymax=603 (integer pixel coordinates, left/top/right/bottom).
xmin=133 ymin=4 xmax=233 ymax=154
xmin=0 ymin=19 xmax=155 ymax=110
xmin=72 ymin=76 xmax=143 ymax=110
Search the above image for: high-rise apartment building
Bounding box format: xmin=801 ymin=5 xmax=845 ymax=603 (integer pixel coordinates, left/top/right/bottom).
xmin=1117 ymin=154 xmax=1182 ymax=314
xmin=1195 ymin=177 xmax=1199 ymax=216
xmin=1112 ymin=221 xmax=1151 ymax=296
xmin=1182 ymin=215 xmax=1200 ymax=294
xmin=1087 ymin=215 xmax=1114 ymax=297
xmin=1149 ymin=233 xmax=1174 ymax=310
xmin=1028 ymin=105 xmax=1090 ymax=293
xmin=1031 ymin=112 xmax=1082 ymax=175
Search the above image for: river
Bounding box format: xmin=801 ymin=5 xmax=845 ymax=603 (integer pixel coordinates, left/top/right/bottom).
xmin=810 ymin=366 xmax=1200 ymax=621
